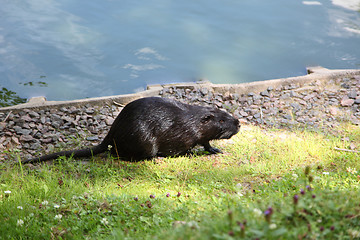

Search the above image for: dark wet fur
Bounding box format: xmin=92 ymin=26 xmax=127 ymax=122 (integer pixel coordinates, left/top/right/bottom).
xmin=22 ymin=97 xmax=240 ymax=163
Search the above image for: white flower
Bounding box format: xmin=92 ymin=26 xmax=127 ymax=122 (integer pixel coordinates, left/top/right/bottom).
xmin=17 ymin=219 xmax=24 ymax=226
xmin=54 ymin=214 xmax=62 ymax=220
xmin=348 ymin=229 xmax=360 ymax=238
xmin=269 ymin=223 xmax=277 ymax=229
xmin=42 ymin=200 xmax=49 ymax=205
xmin=322 ymin=172 xmax=329 ymax=175
xmin=346 ymin=167 xmax=357 ymax=174
xmin=292 ymin=174 xmax=299 ymax=180
xmin=253 ymin=208 xmax=262 ymax=216
xmin=100 ymin=217 xmax=109 ymax=225
xmin=237 ymin=192 xmax=244 ymax=197
xmin=314 ymin=176 xmax=321 ymax=181
xmin=4 ymin=190 xmax=11 ymax=194
xmin=187 ymin=221 xmax=199 ymax=229
xmin=53 ymin=204 xmax=60 ymax=209
xmin=17 ymin=206 xmax=23 ymax=210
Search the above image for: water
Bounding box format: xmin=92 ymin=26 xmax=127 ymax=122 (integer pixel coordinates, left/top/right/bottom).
xmin=0 ymin=0 xmax=360 ymax=102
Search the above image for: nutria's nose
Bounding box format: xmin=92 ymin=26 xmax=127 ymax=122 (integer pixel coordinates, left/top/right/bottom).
xmin=231 ymin=114 xmax=241 ymax=129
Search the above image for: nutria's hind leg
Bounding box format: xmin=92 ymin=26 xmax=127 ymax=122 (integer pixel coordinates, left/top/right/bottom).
xmin=202 ymin=142 xmax=223 ymax=154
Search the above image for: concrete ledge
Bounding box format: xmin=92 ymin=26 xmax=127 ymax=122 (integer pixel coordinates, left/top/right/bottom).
xmin=1 ymin=66 xmax=359 ymax=112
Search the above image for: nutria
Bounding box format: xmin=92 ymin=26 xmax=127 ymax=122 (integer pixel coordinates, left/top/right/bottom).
xmin=22 ymin=97 xmax=240 ymax=163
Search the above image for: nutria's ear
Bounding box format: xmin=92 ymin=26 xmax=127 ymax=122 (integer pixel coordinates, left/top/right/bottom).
xmin=201 ymin=114 xmax=214 ymax=123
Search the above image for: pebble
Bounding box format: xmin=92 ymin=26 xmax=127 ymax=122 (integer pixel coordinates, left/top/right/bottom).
xmin=355 ymin=97 xmax=360 ymax=104
xmin=348 ymin=90 xmax=358 ymax=99
xmin=329 ymin=107 xmax=338 ymax=116
xmin=20 ymin=135 xmax=34 ymax=142
xmin=86 ymin=136 xmax=99 ymax=141
xmin=105 ymin=117 xmax=115 ymax=126
xmin=341 ymin=97 xmax=355 ymax=107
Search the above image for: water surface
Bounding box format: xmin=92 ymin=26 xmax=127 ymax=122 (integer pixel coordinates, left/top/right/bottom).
xmin=0 ymin=0 xmax=359 ymax=101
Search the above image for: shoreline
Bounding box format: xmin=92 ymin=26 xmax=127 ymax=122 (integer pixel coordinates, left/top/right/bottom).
xmin=0 ymin=66 xmax=359 ymax=161
xmin=1 ymin=66 xmax=359 ymax=111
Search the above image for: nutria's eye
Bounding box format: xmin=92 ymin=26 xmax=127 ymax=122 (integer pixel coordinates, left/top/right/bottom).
xmin=201 ymin=114 xmax=214 ymax=123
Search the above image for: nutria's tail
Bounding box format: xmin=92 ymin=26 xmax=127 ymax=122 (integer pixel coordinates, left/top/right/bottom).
xmin=22 ymin=144 xmax=107 ymax=164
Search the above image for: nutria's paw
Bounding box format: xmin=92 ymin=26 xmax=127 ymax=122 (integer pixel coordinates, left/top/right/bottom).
xmin=206 ymin=147 xmax=223 ymax=154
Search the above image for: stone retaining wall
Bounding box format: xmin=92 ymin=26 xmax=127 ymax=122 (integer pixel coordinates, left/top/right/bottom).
xmin=1 ymin=66 xmax=359 ymax=162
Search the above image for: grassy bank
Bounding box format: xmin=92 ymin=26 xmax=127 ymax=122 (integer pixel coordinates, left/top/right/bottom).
xmin=1 ymin=123 xmax=360 ymax=239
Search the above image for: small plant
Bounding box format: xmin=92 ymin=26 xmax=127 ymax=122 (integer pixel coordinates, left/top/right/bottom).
xmin=0 ymin=86 xmax=26 ymax=107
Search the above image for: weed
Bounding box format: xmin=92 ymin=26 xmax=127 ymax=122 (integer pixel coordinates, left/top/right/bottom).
xmin=0 ymin=122 xmax=359 ymax=239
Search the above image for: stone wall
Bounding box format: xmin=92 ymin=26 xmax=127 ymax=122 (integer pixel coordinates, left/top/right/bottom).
xmin=1 ymin=67 xmax=359 ymax=162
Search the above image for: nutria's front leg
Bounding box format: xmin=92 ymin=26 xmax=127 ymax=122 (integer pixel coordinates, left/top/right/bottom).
xmin=203 ymin=142 xmax=223 ymax=154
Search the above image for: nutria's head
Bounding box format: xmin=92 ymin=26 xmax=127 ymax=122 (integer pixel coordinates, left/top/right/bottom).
xmin=199 ymin=108 xmax=240 ymax=141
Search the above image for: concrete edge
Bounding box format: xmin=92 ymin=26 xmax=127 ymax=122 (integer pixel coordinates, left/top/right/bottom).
xmin=1 ymin=66 xmax=359 ymax=112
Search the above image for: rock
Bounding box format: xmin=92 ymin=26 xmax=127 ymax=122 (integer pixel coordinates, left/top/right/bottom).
xmin=20 ymin=115 xmax=32 ymax=122
xmin=60 ymin=107 xmax=68 ymax=112
xmin=46 ymin=144 xmax=55 ymax=153
xmin=260 ymin=90 xmax=270 ymax=97
xmin=341 ymin=97 xmax=355 ymax=107
xmin=41 ymin=138 xmax=53 ymax=143
xmin=40 ymin=116 xmax=46 ymax=124
xmin=290 ymin=91 xmax=298 ymax=97
xmin=0 ymin=122 xmax=6 ymax=132
xmin=86 ymin=136 xmax=99 ymax=141
xmin=13 ymin=126 xmax=32 ymax=135
xmin=20 ymin=135 xmax=34 ymax=142
xmin=348 ymin=90 xmax=358 ymax=99
xmin=11 ymin=136 xmax=20 ymax=145
xmin=254 ymin=113 xmax=261 ymax=119
xmin=263 ymin=102 xmax=272 ymax=109
xmin=298 ymin=100 xmax=307 ymax=105
xmin=51 ymin=114 xmax=62 ymax=122
xmin=355 ymin=97 xmax=360 ymax=104
xmin=351 ymin=118 xmax=360 ymax=125
xmin=69 ymin=106 xmax=80 ymax=114
xmin=34 ymin=132 xmax=42 ymax=138
xmin=52 ymin=121 xmax=61 ymax=129
xmin=61 ymin=116 xmax=73 ymax=122
xmin=105 ymin=117 xmax=115 ymax=126
xmin=85 ymin=108 xmax=95 ymax=114
xmin=29 ymin=111 xmax=40 ymax=118
xmin=341 ymin=83 xmax=351 ymax=89
xmin=329 ymin=107 xmax=338 ymax=116
xmin=79 ymin=120 xmax=88 ymax=126
xmin=214 ymin=101 xmax=222 ymax=108
xmin=303 ymin=93 xmax=316 ymax=101
xmin=29 ymin=142 xmax=41 ymax=150
xmin=69 ymin=128 xmax=77 ymax=133
xmin=280 ymin=93 xmax=291 ymax=99
xmin=290 ymin=103 xmax=301 ymax=111
xmin=283 ymin=114 xmax=293 ymax=120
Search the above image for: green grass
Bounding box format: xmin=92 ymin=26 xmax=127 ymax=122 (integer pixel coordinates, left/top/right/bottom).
xmin=1 ymin=123 xmax=360 ymax=239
